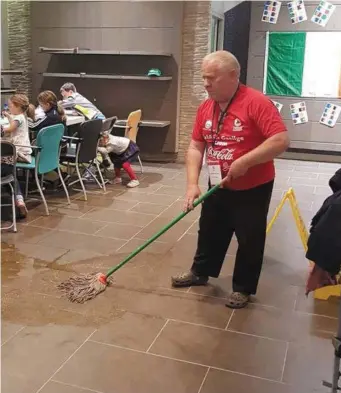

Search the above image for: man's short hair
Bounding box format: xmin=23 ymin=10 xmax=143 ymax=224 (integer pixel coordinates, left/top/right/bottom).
xmin=60 ymin=82 xmax=76 ymax=93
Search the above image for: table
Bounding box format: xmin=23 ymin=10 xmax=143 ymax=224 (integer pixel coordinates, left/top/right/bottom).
xmin=66 ymin=115 xmax=84 ymax=126
xmin=1 ymin=115 xmax=84 ymax=127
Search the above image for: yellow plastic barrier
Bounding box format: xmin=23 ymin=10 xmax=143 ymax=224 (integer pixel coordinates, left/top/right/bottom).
xmin=266 ymin=188 xmax=340 ymax=300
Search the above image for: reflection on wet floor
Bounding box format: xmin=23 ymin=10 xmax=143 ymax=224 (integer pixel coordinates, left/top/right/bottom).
xmin=1 ymin=160 xmax=340 ymax=393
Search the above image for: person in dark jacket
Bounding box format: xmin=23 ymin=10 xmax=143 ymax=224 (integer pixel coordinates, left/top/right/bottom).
xmin=27 ymin=90 xmax=68 ymax=185
xmin=306 ymin=189 xmax=341 ymax=276
xmin=305 ymin=167 xmax=341 ymax=294
xmin=28 ymin=90 xmax=66 ymax=135
xmin=329 ymin=168 xmax=341 ymax=193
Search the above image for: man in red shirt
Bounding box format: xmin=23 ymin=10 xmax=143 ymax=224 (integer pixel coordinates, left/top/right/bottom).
xmin=171 ymin=50 xmax=289 ymax=309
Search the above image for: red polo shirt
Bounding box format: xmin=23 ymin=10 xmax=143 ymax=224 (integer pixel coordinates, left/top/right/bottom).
xmin=192 ymin=84 xmax=287 ymax=190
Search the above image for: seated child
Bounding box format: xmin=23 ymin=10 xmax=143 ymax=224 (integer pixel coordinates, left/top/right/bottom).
xmin=1 ymin=94 xmax=32 ymax=216
xmin=28 ymin=91 xmax=68 ymax=185
xmin=28 ymin=90 xmax=66 ymax=134
xmin=98 ymin=132 xmax=140 ymax=188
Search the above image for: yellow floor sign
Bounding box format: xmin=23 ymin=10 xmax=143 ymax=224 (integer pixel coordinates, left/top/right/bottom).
xmin=267 ymin=188 xmax=341 ymax=300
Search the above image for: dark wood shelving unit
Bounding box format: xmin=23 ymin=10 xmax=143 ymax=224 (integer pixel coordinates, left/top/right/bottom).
xmin=1 ymin=70 xmax=24 ymax=76
xmin=42 ymin=72 xmax=172 ymax=81
xmin=1 ymin=70 xmax=22 ymax=95
xmin=116 ymin=119 xmax=170 ymax=128
xmin=39 ymin=47 xmax=172 ymax=57
xmin=1 ymin=89 xmax=16 ymax=95
xmin=38 ymin=46 xmax=177 ymax=159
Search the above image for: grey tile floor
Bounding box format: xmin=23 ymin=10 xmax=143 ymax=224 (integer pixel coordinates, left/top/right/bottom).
xmin=1 ymin=158 xmax=340 ymax=393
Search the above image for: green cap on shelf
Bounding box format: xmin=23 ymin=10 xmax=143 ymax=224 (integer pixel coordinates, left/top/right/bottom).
xmin=147 ymin=68 xmax=162 ymax=77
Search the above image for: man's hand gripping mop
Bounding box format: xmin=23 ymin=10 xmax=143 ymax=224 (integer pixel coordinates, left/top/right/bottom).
xmin=58 ymin=183 xmax=221 ymax=303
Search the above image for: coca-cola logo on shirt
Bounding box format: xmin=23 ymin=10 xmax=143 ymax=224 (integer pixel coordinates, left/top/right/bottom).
xmin=207 ymin=146 xmax=235 ymax=161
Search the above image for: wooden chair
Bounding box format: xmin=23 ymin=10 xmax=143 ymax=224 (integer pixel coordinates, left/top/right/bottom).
xmin=113 ymin=109 xmax=143 ymax=173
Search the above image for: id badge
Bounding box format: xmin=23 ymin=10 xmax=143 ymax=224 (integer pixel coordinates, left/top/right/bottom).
xmin=207 ymin=159 xmax=222 ymax=185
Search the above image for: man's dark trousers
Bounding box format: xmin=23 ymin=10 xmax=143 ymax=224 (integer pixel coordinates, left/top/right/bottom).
xmin=191 ymin=180 xmax=274 ymax=295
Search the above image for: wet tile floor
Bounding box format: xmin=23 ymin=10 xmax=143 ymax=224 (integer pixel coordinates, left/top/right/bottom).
xmin=1 ymin=159 xmax=340 ymax=393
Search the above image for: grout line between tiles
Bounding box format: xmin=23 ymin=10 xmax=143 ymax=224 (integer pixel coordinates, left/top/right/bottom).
xmin=35 ymin=330 xmax=97 ymax=393
xmin=50 ymin=380 xmax=105 ymax=393
xmin=177 ymin=218 xmax=197 ymax=242
xmin=51 ymin=248 xmax=73 ymax=264
xmin=126 ymin=201 xmax=141 ymax=212
xmin=115 ymin=196 xmax=182 ymax=253
xmin=89 ymin=339 xmax=287 ymax=384
xmin=93 ymin=224 xmax=108 ymax=236
xmin=167 ymin=318 xmax=225 ymax=332
xmin=293 ymin=309 xmax=338 ymax=321
xmin=146 ymin=319 xmax=169 ymax=353
xmin=30 ymin=225 xmax=140 ymax=244
xmin=280 ymin=342 xmax=289 ymax=382
xmin=83 ymin=207 xmax=157 ymax=218
xmin=160 ymin=316 xmax=287 ymax=344
xmin=225 ymin=328 xmax=287 ymax=343
xmin=1 ymin=326 xmax=26 ymax=347
xmin=150 ymin=185 xmax=164 ymax=194
xmin=77 ymin=210 xmax=92 ymax=219
xmin=224 ymin=310 xmax=235 ymax=330
xmin=197 ymin=367 xmax=210 ymax=393
xmin=158 ymin=286 xmax=197 ymax=296
xmin=292 ymin=286 xmax=300 ymax=312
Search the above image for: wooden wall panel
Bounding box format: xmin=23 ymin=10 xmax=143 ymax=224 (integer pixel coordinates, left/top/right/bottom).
xmin=31 ymin=1 xmax=183 ymax=158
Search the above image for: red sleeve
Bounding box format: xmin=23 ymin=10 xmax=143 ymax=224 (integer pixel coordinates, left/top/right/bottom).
xmin=249 ymin=95 xmax=287 ymax=139
xmin=191 ymin=104 xmax=205 ymax=143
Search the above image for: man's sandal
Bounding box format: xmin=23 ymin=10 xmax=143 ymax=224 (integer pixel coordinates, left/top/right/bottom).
xmin=225 ymin=292 xmax=249 ymax=309
xmin=171 ymin=271 xmax=208 ymax=288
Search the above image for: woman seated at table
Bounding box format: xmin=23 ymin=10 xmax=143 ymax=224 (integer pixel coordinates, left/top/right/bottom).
xmin=28 ymin=90 xmax=66 ymax=134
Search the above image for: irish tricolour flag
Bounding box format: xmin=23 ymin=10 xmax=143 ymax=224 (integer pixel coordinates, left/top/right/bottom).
xmin=264 ymin=32 xmax=341 ymax=98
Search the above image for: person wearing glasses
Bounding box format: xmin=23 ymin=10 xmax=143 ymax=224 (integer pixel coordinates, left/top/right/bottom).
xmin=171 ymin=50 xmax=289 ymax=309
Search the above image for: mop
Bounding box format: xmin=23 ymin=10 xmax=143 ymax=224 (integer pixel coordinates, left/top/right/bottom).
xmin=57 ymin=183 xmax=220 ymax=303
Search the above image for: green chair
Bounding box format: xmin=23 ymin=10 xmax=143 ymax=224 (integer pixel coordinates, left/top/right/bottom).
xmin=16 ymin=124 xmax=70 ymax=215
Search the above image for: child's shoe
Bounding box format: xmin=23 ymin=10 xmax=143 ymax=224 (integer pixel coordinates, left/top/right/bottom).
xmin=113 ymin=177 xmax=122 ymax=185
xmin=127 ymin=179 xmax=140 ymax=188
xmin=16 ymin=198 xmax=28 ymax=219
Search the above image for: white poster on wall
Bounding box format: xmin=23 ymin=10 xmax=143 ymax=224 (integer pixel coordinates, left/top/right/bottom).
xmin=290 ymin=102 xmax=308 ymax=125
xmin=261 ymin=1 xmax=282 ymax=24
xmin=320 ymin=103 xmax=341 ymax=127
xmin=271 ymin=100 xmax=283 ymax=113
xmin=311 ymin=0 xmax=336 ymax=27
xmin=287 ymin=0 xmax=307 ymax=24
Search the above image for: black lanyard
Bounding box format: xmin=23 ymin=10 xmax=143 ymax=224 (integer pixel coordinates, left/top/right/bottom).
xmin=210 ymin=85 xmax=239 ymax=148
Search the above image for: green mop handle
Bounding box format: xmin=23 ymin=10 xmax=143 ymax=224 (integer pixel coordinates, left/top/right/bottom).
xmin=105 ymin=183 xmax=221 ymax=278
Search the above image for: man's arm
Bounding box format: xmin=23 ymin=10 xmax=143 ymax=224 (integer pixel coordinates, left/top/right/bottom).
xmin=244 ymin=96 xmax=290 ymax=166
xmin=187 ymin=139 xmax=206 ymax=185
xmin=239 ymin=131 xmax=289 ymax=168
xmin=184 ymin=139 xmax=206 ymax=211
